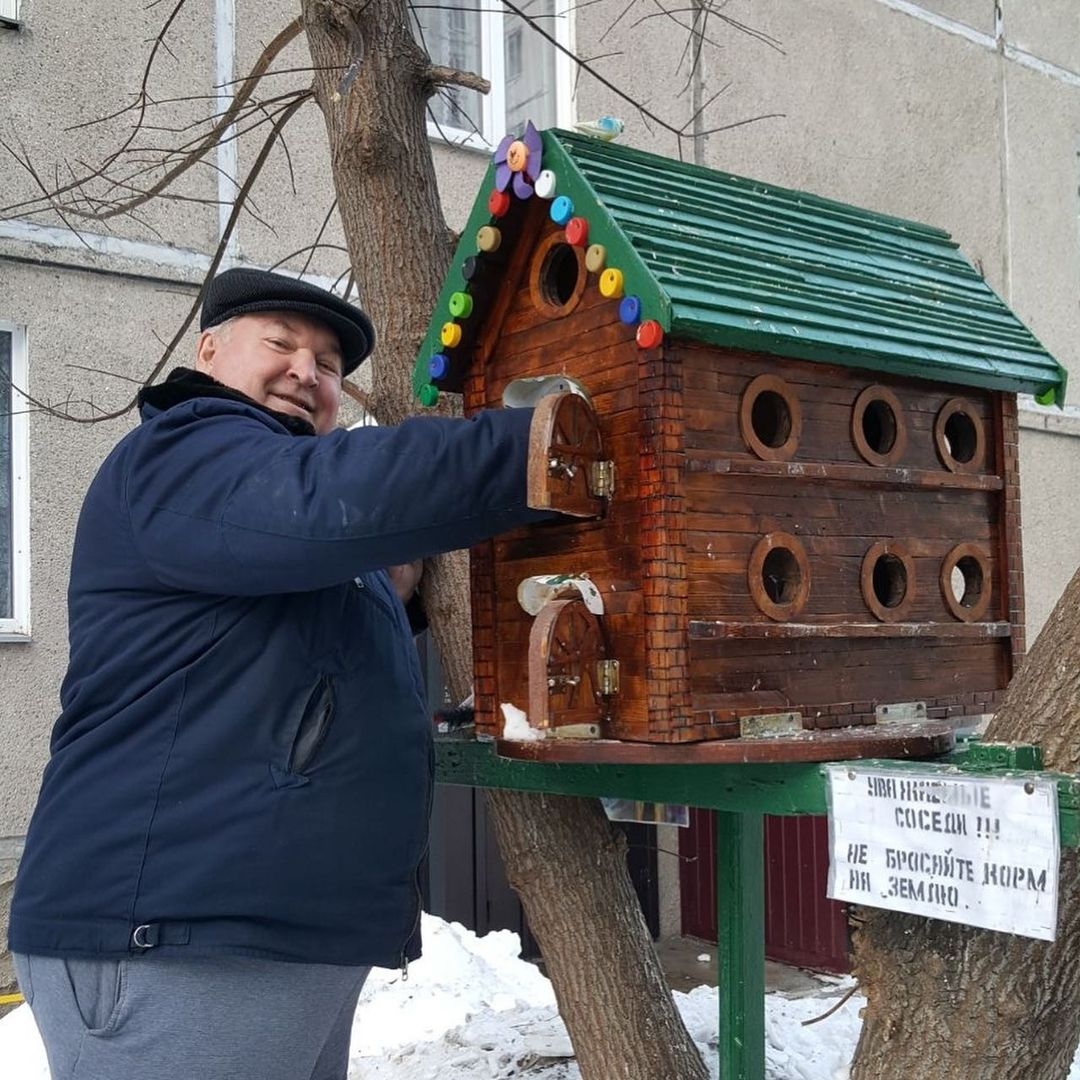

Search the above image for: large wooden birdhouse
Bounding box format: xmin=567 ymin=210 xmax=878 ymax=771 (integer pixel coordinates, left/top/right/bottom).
xmin=413 ymin=126 xmax=1068 ymax=750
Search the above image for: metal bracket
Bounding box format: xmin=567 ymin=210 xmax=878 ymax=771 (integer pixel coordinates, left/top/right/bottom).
xmin=595 ymin=659 xmax=620 ymax=696
xmin=549 ymin=723 xmax=601 ymax=740
xmin=589 ymin=460 xmax=616 ymax=498
xmin=875 ymin=701 xmax=927 ymax=724
xmin=738 ymin=711 xmax=803 ymax=738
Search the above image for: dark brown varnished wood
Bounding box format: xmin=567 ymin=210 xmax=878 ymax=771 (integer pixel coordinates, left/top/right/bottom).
xmin=496 ymin=721 xmax=956 ymax=763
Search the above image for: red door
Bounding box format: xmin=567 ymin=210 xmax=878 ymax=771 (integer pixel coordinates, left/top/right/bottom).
xmin=679 ymin=810 xmax=850 ymax=973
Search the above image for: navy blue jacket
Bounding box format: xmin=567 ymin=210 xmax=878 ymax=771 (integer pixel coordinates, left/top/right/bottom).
xmin=9 ymin=371 xmax=545 ymax=968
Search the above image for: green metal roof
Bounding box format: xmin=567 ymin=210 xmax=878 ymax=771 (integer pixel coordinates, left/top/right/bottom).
xmin=414 ymin=128 xmax=1067 ymax=406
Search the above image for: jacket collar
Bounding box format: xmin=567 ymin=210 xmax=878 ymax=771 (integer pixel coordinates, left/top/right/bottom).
xmin=137 ymin=367 xmax=317 ymax=437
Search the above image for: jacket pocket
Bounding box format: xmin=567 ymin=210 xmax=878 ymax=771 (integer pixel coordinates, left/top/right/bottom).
xmin=282 ymin=676 xmax=336 ymax=778
xmin=64 ymin=956 xmax=129 ymax=1037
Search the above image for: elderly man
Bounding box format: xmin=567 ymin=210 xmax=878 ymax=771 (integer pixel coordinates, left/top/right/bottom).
xmin=9 ymin=268 xmax=551 ymax=1080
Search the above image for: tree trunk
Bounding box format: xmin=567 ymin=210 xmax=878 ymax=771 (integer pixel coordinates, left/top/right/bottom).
xmin=851 ymin=566 xmax=1080 ymax=1079
xmin=489 ymin=790 xmax=710 ymax=1079
xmin=302 ymin=5 xmax=707 ymax=1076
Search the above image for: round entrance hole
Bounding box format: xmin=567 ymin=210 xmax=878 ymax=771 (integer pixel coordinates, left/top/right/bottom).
xmin=852 ymin=386 xmax=906 ymax=466
xmin=748 ymin=532 xmax=811 ymax=621
xmin=860 ymin=542 xmax=916 ymax=621
xmin=752 ymin=391 xmax=792 ymax=450
xmin=762 ymin=547 xmax=800 ymax=605
xmin=935 ymin=399 xmax=986 ymax=473
xmin=529 ymin=233 xmax=587 ymax=318
xmin=873 ymin=554 xmax=907 ymax=607
xmin=943 ymin=412 xmax=978 ymax=463
xmin=739 ymin=375 xmax=802 ymax=461
xmin=542 ymin=243 xmax=581 ymax=307
xmin=940 ymin=544 xmax=992 ymax=621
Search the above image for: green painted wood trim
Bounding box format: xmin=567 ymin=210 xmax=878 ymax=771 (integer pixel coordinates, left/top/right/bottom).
xmin=716 ymin=812 xmax=766 ymax=1080
xmin=525 ymin=133 xmax=672 ymax=329
xmin=411 ymin=159 xmax=501 ymax=400
xmin=435 ymin=738 xmax=828 ymax=814
xmin=434 ymin=737 xmax=1080 ymax=846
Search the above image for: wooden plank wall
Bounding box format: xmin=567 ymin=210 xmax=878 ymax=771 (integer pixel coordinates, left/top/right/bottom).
xmin=465 ymin=211 xmax=652 ymax=739
xmin=676 ymin=342 xmax=1016 ymax=729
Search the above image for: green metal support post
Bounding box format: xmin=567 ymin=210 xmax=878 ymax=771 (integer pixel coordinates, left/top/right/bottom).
xmin=715 ymin=812 xmax=766 ymax=1080
xmin=435 ymin=736 xmax=1080 ymax=1080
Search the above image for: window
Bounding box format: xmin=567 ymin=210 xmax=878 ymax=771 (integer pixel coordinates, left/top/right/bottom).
xmin=1 ymin=322 xmax=30 ymax=640
xmin=0 ymin=0 xmax=18 ymax=27
xmin=412 ymin=0 xmax=575 ymax=149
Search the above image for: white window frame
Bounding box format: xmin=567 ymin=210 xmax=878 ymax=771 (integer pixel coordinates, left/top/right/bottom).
xmin=425 ymin=0 xmax=576 ymax=152
xmin=0 ymin=0 xmax=19 ymax=28
xmin=1 ymin=322 xmax=30 ymax=641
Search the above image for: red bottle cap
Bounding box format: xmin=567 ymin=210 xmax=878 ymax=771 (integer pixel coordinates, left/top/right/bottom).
xmin=636 ymin=320 xmax=663 ymax=349
xmin=565 ymin=217 xmax=589 ymax=247
xmin=487 ymin=189 xmax=511 ymax=217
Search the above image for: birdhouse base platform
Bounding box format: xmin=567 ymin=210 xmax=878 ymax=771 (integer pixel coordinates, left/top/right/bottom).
xmin=496 ymin=720 xmax=955 ymax=764
xmin=437 ymin=734 xmax=1080 ymax=1080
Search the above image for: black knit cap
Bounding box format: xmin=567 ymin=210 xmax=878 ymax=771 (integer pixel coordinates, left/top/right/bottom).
xmin=200 ymin=267 xmax=375 ymax=375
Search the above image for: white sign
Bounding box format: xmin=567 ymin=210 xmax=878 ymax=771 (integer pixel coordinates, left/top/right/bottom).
xmin=826 ymin=766 xmax=1060 ymax=941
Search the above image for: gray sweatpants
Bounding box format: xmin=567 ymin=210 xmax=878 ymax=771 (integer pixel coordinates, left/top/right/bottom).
xmin=13 ymin=952 xmax=371 ymax=1080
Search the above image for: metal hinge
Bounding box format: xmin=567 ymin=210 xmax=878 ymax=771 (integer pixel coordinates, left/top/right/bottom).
xmin=739 ymin=711 xmax=802 ymax=738
xmin=589 ymin=460 xmax=616 ymax=498
xmin=595 ymin=659 xmax=620 ymax=696
xmin=550 ymin=723 xmax=601 ymax=740
xmin=875 ymin=701 xmax=927 ymax=724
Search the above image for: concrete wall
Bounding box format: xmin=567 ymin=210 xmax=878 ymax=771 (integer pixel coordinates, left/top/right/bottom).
xmin=1 ymin=0 xmax=1079 ymax=982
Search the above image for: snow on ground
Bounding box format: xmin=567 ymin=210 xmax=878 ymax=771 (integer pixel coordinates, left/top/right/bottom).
xmin=1 ymin=913 xmax=1072 ymax=1079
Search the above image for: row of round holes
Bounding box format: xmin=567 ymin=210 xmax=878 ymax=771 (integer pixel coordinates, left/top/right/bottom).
xmin=741 ymin=374 xmax=987 ymax=474
xmin=749 ymin=533 xmax=991 ymax=624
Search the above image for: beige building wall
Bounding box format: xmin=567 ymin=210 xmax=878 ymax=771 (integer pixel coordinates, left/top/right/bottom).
xmin=2 ymin=0 xmax=1078 ymax=981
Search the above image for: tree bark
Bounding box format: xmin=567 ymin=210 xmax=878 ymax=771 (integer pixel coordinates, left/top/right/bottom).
xmin=489 ymin=790 xmax=710 ymax=1080
xmin=302 ymin=4 xmax=707 ymax=1076
xmin=852 ymin=566 xmax=1080 ymax=1079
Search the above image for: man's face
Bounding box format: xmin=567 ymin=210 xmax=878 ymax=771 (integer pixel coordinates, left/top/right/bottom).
xmin=195 ymin=312 xmax=344 ymax=434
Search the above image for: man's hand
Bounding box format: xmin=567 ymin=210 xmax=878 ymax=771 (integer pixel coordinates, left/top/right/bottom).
xmin=386 ymin=559 xmax=423 ymax=603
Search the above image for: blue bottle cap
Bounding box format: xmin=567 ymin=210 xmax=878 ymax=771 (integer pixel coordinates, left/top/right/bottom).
xmin=619 ymin=295 xmax=642 ymax=324
xmin=550 ymin=195 xmax=574 ymax=226
xmin=428 ymin=353 xmax=450 ymax=380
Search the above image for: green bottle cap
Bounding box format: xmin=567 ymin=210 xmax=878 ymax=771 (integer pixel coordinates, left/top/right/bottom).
xmin=448 ymin=292 xmax=474 ymax=319
xmin=419 ymin=383 xmax=440 ymax=407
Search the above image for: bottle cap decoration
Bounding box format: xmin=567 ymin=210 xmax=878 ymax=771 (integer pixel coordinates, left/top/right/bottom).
xmin=440 ymin=321 xmax=463 ymax=348
xmin=492 ymin=121 xmax=544 ymax=199
xmin=534 ymin=170 xmax=557 ymax=199
xmin=419 ymin=383 xmax=440 ymax=407
xmin=619 ymin=295 xmax=642 ymax=324
xmin=585 ymin=244 xmax=607 ymax=273
xmin=565 ymin=217 xmax=589 ymax=247
xmin=550 ymin=196 xmax=574 ymax=226
xmin=448 ymin=292 xmax=474 ymax=319
xmin=506 ymin=140 xmax=528 ymax=172
xmin=487 ymin=189 xmax=511 ymax=218
xmin=636 ymin=319 xmax=663 ymax=349
xmin=428 ymin=353 xmax=450 ymax=380
xmin=599 ymin=268 xmax=624 ymax=299
xmin=462 ymin=255 xmax=480 ymax=282
xmin=477 ymin=226 xmax=502 ymax=253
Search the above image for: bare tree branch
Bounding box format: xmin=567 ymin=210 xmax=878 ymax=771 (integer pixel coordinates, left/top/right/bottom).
xmin=9 ymin=93 xmax=309 ymax=425
xmin=427 ymin=65 xmax=492 ymax=94
xmin=0 ymin=16 xmax=303 ymax=223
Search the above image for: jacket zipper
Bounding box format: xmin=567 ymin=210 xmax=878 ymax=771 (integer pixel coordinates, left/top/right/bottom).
xmin=400 ymin=740 xmax=435 ymax=981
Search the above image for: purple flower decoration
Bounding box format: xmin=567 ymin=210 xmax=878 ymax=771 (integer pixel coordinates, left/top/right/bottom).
xmin=493 ymin=121 xmax=544 ymax=199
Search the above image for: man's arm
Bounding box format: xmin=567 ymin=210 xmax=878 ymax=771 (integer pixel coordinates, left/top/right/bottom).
xmin=125 ymin=402 xmax=550 ymax=595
